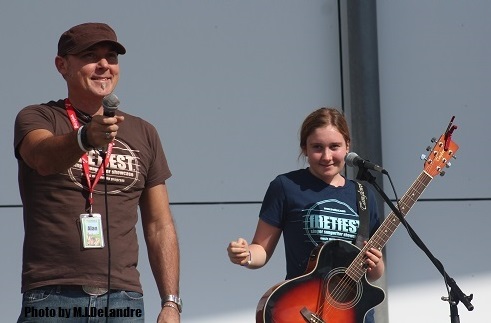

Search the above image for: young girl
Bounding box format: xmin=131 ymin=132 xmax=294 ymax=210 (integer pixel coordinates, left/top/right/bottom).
xmin=227 ymin=107 xmax=384 ymax=323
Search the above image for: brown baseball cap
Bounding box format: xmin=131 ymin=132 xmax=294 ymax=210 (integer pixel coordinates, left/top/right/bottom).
xmin=57 ymin=22 xmax=126 ymax=56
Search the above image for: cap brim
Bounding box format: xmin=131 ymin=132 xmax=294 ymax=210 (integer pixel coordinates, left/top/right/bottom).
xmin=63 ymin=39 xmax=126 ymax=56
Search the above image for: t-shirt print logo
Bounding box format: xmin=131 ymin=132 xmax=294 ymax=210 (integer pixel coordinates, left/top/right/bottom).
xmin=67 ymin=138 xmax=140 ymax=194
xmin=303 ymin=199 xmax=359 ymax=246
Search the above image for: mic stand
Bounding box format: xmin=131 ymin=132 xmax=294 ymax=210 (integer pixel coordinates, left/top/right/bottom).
xmin=354 ymin=167 xmax=474 ymax=323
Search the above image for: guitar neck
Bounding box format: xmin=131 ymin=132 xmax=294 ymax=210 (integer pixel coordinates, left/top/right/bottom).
xmin=346 ymin=171 xmax=433 ymax=281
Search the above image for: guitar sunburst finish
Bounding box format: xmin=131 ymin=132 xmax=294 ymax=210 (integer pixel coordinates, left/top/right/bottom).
xmin=256 ymin=118 xmax=459 ymax=323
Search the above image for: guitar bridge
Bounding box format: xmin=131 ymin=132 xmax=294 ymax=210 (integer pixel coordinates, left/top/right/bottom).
xmin=300 ymin=307 xmax=324 ymax=323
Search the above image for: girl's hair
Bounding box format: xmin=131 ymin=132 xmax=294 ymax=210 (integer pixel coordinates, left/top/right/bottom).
xmin=299 ymin=107 xmax=350 ymax=152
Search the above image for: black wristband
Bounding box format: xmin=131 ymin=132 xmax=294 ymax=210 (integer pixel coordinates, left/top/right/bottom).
xmin=80 ymin=124 xmax=93 ymax=150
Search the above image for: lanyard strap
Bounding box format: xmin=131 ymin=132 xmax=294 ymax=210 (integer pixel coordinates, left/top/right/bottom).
xmin=65 ymin=98 xmax=113 ymax=213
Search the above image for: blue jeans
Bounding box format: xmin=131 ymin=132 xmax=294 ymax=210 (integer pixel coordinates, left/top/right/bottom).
xmin=17 ymin=285 xmax=144 ymax=322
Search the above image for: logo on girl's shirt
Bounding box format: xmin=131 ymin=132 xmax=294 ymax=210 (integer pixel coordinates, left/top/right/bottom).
xmin=303 ymin=199 xmax=359 ymax=246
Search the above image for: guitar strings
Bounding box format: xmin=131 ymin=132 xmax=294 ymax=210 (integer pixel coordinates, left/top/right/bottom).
xmin=265 ymin=171 xmax=432 ymax=321
xmin=313 ymin=176 xmax=428 ymax=320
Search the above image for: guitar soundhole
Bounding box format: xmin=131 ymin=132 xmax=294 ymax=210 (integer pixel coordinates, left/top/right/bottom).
xmin=325 ymin=268 xmax=362 ymax=309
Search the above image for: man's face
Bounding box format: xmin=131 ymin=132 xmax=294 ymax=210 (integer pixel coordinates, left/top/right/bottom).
xmin=57 ymin=43 xmax=120 ymax=99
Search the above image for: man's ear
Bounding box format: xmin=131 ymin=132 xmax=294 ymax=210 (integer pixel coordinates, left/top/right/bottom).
xmin=55 ymin=56 xmax=67 ymax=74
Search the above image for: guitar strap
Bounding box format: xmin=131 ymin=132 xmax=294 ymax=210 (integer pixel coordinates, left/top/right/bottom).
xmin=354 ymin=180 xmax=370 ymax=248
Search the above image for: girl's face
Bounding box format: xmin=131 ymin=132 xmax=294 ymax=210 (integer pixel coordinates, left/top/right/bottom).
xmin=303 ymin=125 xmax=349 ymax=185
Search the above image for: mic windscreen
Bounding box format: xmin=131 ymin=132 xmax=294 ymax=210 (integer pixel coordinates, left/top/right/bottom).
xmin=102 ymin=93 xmax=120 ymax=117
xmin=345 ymin=152 xmax=359 ymax=168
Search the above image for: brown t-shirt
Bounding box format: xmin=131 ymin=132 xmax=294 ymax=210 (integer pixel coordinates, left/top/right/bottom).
xmin=14 ymin=99 xmax=171 ymax=293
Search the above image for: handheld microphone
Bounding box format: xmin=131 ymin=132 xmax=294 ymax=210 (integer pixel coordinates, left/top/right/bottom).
xmin=100 ymin=93 xmax=120 ymax=153
xmin=102 ymin=93 xmax=120 ymax=117
xmin=345 ymin=152 xmax=387 ymax=174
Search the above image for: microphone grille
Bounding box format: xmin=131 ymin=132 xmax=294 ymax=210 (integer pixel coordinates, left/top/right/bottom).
xmin=102 ymin=93 xmax=120 ymax=108
xmin=345 ymin=152 xmax=359 ymax=167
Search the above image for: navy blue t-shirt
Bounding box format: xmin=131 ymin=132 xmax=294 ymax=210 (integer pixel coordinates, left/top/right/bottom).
xmin=259 ymin=169 xmax=381 ymax=323
xmin=259 ymin=168 xmax=380 ymax=279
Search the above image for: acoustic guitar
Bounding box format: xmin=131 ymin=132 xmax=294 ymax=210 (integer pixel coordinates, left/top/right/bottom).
xmin=256 ymin=118 xmax=459 ymax=323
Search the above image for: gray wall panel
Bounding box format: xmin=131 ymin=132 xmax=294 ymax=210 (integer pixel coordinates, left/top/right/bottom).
xmin=141 ymin=204 xmax=286 ymax=322
xmin=1 ymin=0 xmax=343 ymax=206
xmin=0 ymin=207 xmax=23 ymax=321
xmin=385 ymin=201 xmax=488 ymax=322
xmin=2 ymin=1 xmax=489 ymax=322
xmin=1 ymin=1 xmax=341 ymax=322
xmin=377 ymin=0 xmax=490 ymax=200
xmin=377 ymin=1 xmax=490 ymax=322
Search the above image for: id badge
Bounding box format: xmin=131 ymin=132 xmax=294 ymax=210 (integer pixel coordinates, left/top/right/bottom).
xmin=80 ymin=213 xmax=105 ymax=249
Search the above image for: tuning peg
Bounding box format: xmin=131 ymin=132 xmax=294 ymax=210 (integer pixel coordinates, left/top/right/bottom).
xmin=426 ymin=146 xmax=432 ymax=151
xmin=439 ymin=171 xmax=446 ymax=176
xmin=431 ymin=137 xmax=437 ymax=143
xmin=446 ymin=162 xmax=452 ymax=168
xmin=420 ymin=154 xmax=428 ymax=161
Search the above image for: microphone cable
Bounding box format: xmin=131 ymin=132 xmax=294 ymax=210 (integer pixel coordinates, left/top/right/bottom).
xmin=102 ymin=154 xmax=112 ymax=323
xmin=100 ymin=94 xmax=119 ymax=322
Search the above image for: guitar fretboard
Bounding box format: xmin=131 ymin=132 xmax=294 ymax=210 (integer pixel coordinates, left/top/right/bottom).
xmin=346 ymin=171 xmax=433 ymax=281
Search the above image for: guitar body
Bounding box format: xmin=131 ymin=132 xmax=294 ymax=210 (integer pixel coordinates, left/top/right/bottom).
xmin=256 ymin=240 xmax=385 ymax=323
xmin=256 ymin=119 xmax=460 ymax=323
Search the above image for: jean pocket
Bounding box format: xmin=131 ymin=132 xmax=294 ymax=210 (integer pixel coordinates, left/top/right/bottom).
xmin=121 ymin=290 xmax=144 ymax=300
xmin=23 ymin=288 xmax=53 ymax=304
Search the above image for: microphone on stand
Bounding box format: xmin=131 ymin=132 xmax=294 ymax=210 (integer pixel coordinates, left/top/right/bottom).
xmin=345 ymin=152 xmax=387 ymax=175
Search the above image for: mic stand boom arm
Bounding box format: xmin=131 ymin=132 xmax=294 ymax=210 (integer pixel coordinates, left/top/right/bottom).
xmin=355 ymin=167 xmax=474 ymax=323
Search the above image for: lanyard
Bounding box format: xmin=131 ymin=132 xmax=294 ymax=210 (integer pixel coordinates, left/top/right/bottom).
xmin=65 ymin=98 xmax=113 ymax=213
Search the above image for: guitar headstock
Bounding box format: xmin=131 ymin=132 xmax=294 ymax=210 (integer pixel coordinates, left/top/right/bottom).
xmin=422 ymin=116 xmax=459 ymax=177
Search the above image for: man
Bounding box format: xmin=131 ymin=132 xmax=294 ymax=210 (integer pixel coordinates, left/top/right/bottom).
xmin=14 ymin=22 xmax=181 ymax=322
